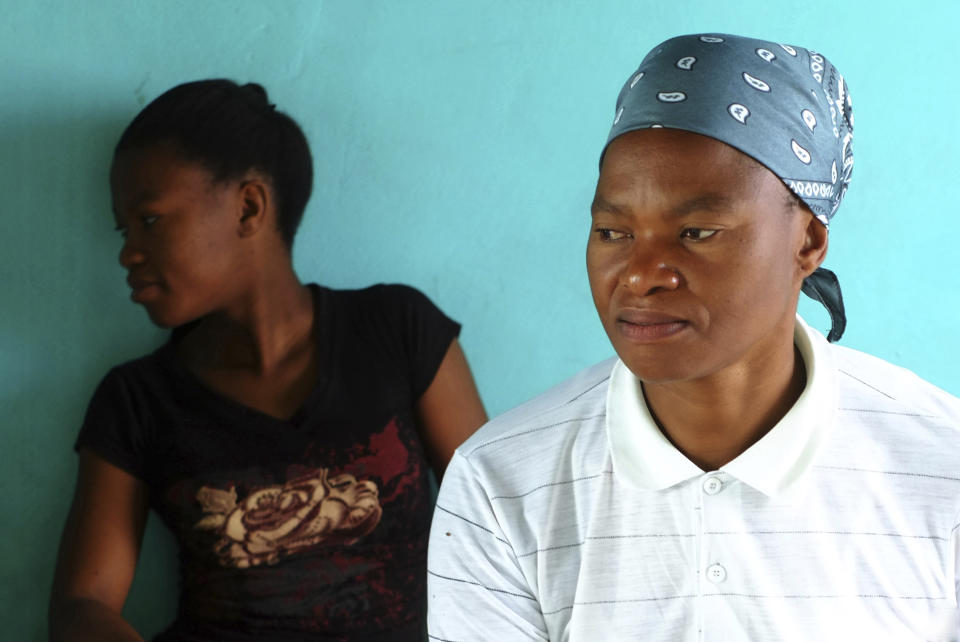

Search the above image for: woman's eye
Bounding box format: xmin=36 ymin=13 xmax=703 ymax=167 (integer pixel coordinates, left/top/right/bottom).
xmin=142 ymin=215 xmax=159 ymax=228
xmin=595 ymin=228 xmax=629 ymax=241
xmin=681 ymin=228 xmax=717 ymax=241
xmin=114 ymin=225 xmax=128 ymax=239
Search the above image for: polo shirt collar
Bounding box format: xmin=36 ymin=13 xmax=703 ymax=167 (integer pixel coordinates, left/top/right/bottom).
xmin=605 ymin=316 xmax=838 ymax=496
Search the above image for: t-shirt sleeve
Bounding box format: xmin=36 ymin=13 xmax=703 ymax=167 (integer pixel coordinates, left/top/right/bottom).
xmin=74 ymin=367 xmax=151 ymax=481
xmin=376 ymin=284 xmax=461 ymax=400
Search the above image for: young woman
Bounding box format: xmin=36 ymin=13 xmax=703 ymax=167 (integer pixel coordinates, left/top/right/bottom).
xmin=49 ymin=80 xmax=488 ymax=641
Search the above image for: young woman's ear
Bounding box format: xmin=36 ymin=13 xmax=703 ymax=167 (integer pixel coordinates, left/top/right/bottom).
xmin=798 ymin=215 xmax=829 ymax=279
xmin=237 ymin=178 xmax=270 ymax=238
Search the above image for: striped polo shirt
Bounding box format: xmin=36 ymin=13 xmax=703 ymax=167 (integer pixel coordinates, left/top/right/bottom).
xmin=427 ymin=318 xmax=960 ymax=641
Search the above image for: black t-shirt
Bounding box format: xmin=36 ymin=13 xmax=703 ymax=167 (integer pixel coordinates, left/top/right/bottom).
xmin=75 ymin=284 xmax=460 ymax=641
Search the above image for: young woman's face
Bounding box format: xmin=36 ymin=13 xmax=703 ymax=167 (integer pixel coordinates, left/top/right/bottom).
xmin=111 ymin=143 xmax=249 ymax=327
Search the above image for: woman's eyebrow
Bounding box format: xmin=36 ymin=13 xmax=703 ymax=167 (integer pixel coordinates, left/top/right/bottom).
xmin=590 ymin=193 xmax=736 ymax=217
xmin=115 ymin=190 xmax=162 ymax=216
xmin=590 ymin=194 xmax=623 ymax=216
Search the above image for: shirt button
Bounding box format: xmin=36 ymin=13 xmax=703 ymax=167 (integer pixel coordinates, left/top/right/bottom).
xmin=706 ymin=563 xmax=727 ymax=584
xmin=702 ymin=476 xmax=723 ymax=495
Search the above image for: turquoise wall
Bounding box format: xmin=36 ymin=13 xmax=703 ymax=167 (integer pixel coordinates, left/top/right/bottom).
xmin=3 ymin=1 xmax=958 ymax=639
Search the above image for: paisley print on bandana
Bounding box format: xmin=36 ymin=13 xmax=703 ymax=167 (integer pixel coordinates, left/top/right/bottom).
xmin=603 ymin=33 xmax=853 ymax=226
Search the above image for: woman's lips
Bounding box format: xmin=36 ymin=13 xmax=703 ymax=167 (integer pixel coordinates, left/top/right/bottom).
xmin=130 ymin=285 xmax=161 ymax=303
xmin=616 ymin=309 xmax=690 ymax=342
xmin=127 ymin=277 xmax=162 ymax=303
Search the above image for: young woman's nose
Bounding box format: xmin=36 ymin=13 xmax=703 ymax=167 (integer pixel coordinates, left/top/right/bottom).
xmin=118 ymin=237 xmax=146 ymax=269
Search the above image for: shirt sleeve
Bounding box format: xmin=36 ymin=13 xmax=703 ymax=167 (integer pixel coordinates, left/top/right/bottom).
xmin=376 ymin=284 xmax=461 ymax=400
xmin=74 ymin=367 xmax=151 ymax=481
xmin=427 ymin=451 xmax=549 ymax=640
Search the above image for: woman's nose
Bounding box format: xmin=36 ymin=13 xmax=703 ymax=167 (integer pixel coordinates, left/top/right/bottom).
xmin=620 ymin=248 xmax=682 ymax=296
xmin=118 ymin=238 xmax=146 ymax=269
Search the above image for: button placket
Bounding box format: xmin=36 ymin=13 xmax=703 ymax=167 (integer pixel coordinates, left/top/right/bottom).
xmin=700 ymin=473 xmax=735 ymax=617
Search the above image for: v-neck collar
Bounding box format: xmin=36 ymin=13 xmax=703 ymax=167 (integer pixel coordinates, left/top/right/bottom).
xmin=155 ymin=284 xmax=332 ymax=428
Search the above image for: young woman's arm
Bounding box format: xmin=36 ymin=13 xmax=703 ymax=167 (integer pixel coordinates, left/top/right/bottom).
xmin=49 ymin=451 xmax=148 ymax=642
xmin=416 ymin=339 xmax=488 ymax=480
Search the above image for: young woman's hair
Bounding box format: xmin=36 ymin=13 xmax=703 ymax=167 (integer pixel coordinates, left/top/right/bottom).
xmin=114 ymin=79 xmax=313 ymax=248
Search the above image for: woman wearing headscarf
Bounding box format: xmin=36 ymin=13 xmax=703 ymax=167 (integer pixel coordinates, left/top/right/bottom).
xmin=428 ymin=33 xmax=959 ymax=641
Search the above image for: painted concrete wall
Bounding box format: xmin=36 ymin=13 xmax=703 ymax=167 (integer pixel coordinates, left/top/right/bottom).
xmin=3 ymin=1 xmax=958 ymax=638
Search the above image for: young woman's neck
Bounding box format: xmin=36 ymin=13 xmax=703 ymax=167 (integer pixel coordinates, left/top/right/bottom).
xmin=178 ymin=260 xmax=315 ymax=375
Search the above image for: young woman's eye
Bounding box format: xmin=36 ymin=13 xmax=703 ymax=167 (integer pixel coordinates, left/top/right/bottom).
xmin=681 ymin=228 xmax=717 ymax=241
xmin=142 ymin=215 xmax=159 ymax=228
xmin=114 ymin=224 xmax=128 ymax=239
xmin=595 ymin=228 xmax=629 ymax=242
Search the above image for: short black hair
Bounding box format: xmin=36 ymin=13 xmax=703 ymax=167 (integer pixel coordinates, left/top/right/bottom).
xmin=114 ymin=79 xmax=313 ymax=248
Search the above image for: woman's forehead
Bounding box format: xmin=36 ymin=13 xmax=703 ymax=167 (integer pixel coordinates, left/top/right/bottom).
xmin=596 ymin=129 xmax=795 ymax=216
xmin=111 ymin=144 xmax=218 ymax=206
xmin=601 ymin=129 xmax=777 ymax=187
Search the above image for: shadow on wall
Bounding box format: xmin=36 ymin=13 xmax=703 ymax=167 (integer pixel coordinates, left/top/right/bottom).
xmin=0 ymin=105 xmax=178 ymax=639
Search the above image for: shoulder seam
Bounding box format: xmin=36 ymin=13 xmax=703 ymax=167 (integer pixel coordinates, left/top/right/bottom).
xmin=564 ymin=375 xmax=610 ymax=405
xmin=838 ymin=368 xmax=897 ymax=400
xmin=838 ymin=407 xmax=941 ymax=419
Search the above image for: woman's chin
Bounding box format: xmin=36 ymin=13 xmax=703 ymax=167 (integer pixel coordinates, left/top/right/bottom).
xmin=142 ymin=304 xmax=196 ymax=329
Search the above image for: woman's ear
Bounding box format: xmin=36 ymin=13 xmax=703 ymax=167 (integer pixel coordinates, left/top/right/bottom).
xmin=798 ymin=215 xmax=829 ymax=279
xmin=236 ymin=177 xmax=270 ymax=238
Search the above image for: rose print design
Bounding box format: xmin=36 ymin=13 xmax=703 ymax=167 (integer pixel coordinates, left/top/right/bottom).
xmin=194 ymin=467 xmax=383 ymax=568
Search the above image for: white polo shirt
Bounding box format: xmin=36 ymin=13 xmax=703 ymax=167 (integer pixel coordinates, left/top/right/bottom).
xmin=428 ymin=318 xmax=960 ymax=641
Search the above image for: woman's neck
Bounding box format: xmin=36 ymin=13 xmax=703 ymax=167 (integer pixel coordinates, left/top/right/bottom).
xmin=177 ymin=265 xmax=315 ymax=376
xmin=642 ymin=338 xmax=806 ymax=471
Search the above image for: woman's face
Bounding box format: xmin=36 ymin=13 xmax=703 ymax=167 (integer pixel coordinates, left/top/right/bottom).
xmin=587 ymin=128 xmax=814 ymax=384
xmin=111 ymin=143 xmax=250 ymax=327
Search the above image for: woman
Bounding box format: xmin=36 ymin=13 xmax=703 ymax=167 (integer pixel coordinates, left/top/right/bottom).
xmin=49 ymin=80 xmax=488 ymax=641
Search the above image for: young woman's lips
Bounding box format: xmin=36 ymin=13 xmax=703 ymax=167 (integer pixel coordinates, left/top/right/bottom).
xmin=616 ymin=310 xmax=689 ymax=342
xmin=127 ymin=277 xmax=162 ymax=303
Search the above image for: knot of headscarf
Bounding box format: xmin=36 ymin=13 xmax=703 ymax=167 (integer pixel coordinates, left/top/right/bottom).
xmin=602 ymin=33 xmax=853 ymax=342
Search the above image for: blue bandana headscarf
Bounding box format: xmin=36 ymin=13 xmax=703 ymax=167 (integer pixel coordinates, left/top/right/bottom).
xmin=602 ymin=33 xmax=853 ymax=341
